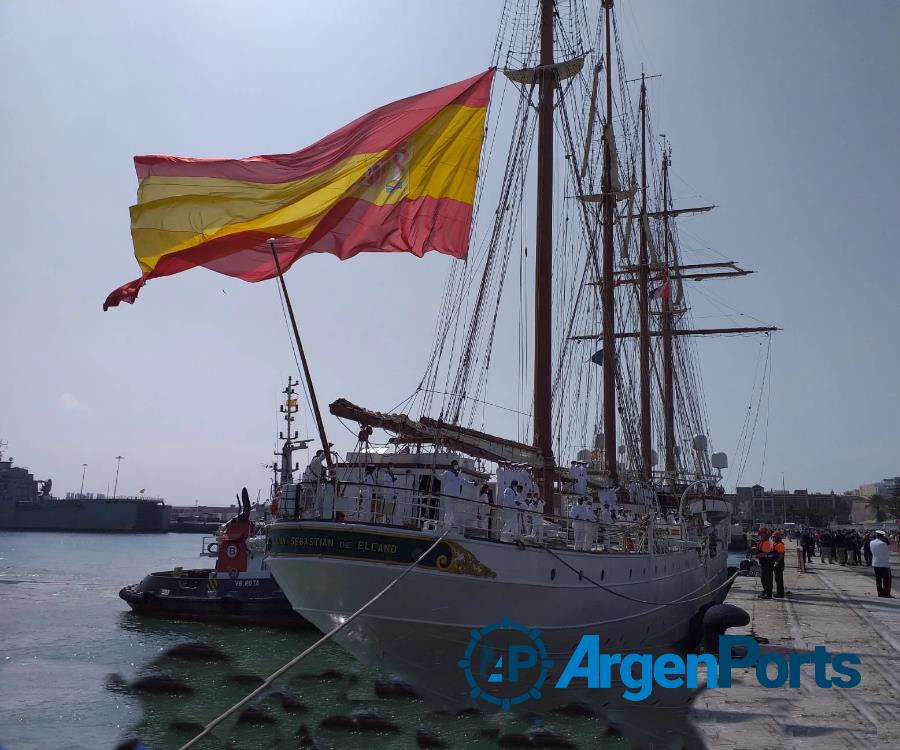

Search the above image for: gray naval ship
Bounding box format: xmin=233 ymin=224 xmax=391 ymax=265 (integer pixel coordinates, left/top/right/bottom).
xmin=0 ymin=443 xmax=171 ymax=532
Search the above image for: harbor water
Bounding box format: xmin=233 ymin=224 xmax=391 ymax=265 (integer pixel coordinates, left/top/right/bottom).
xmin=0 ymin=531 xmax=725 ymax=750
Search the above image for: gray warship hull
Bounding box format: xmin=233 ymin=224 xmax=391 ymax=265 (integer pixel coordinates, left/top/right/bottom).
xmin=0 ymin=496 xmax=171 ymax=532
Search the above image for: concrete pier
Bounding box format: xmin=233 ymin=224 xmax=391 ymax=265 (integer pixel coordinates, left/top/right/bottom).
xmin=691 ymin=543 xmax=900 ymax=749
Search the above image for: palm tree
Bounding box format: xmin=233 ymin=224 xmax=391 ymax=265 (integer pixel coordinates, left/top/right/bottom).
xmin=867 ymin=493 xmax=887 ymax=522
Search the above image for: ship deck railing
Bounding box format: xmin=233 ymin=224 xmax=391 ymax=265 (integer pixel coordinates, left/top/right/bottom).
xmin=274 ymin=480 xmax=707 ymax=556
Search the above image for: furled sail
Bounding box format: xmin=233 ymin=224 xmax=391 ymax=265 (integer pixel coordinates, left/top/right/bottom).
xmin=329 ymin=398 xmax=545 ymax=467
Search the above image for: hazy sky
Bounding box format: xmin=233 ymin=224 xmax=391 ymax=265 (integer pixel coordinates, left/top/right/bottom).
xmin=1 ymin=1 xmax=897 ymax=506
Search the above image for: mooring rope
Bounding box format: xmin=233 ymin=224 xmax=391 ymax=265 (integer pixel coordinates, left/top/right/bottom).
xmin=542 ymin=544 xmax=740 ymax=607
xmin=177 ymin=532 xmax=449 ymax=750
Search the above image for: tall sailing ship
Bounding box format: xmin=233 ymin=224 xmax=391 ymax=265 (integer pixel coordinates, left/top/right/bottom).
xmin=102 ymin=0 xmax=776 ymax=715
xmin=263 ymin=0 xmax=775 ymax=710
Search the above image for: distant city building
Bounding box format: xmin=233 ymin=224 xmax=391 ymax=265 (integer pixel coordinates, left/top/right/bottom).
xmin=858 ymin=477 xmax=900 ymax=498
xmin=881 ymin=477 xmax=900 ymax=497
xmin=732 ymin=485 xmax=850 ymax=526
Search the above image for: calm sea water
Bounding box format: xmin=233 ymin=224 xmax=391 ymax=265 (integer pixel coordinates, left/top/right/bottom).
xmin=0 ymin=532 xmax=716 ymax=750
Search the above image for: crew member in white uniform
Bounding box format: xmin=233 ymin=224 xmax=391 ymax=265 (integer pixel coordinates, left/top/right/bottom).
xmin=570 ymin=496 xmax=595 ymax=551
xmin=501 ymin=481 xmax=523 ymax=538
xmin=358 ymin=465 xmax=377 ymax=522
xmin=476 ymin=484 xmax=492 ymax=530
xmin=379 ymin=463 xmax=398 ymax=524
xmin=530 ymin=491 xmax=545 ymax=542
xmin=439 ymin=460 xmax=475 ymax=531
xmin=522 ymin=492 xmax=533 ymax=536
xmin=299 ymin=449 xmax=325 ymax=517
xmin=599 ymin=487 xmax=617 ymax=512
xmin=571 ymin=461 xmax=588 ymax=496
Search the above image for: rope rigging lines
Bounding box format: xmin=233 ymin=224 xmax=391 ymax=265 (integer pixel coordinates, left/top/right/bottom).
xmin=404 ymin=0 xmax=773 ymax=487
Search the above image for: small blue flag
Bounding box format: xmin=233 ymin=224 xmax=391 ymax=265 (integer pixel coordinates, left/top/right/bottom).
xmin=590 ymin=349 xmax=603 ymax=366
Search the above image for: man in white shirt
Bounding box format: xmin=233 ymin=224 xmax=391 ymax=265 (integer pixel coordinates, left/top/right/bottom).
xmin=570 ymin=497 xmax=595 ymax=551
xmin=440 ymin=460 xmax=475 ymax=531
xmin=475 ymin=484 xmax=492 ymax=531
xmin=530 ymin=492 xmax=545 ymax=543
xmin=358 ymin=465 xmax=377 ymax=522
xmin=601 ymin=503 xmax=613 ymax=525
xmin=501 ymin=480 xmax=523 ymax=538
xmin=378 ymin=463 xmax=398 ymax=524
xmin=870 ymin=530 xmax=894 ymax=598
xmin=570 ymin=461 xmax=588 ymax=496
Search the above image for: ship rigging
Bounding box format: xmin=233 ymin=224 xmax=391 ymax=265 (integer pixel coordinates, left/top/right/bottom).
xmin=263 ymin=0 xmax=776 ymax=712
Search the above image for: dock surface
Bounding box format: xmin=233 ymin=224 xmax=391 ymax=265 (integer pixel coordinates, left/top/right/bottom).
xmin=691 ymin=542 xmax=900 ymax=749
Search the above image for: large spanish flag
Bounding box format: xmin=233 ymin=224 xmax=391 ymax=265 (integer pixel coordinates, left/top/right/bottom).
xmin=104 ymin=69 xmax=495 ymax=310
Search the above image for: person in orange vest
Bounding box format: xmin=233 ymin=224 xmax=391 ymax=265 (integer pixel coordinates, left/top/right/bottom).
xmin=771 ymin=530 xmax=787 ymax=598
xmin=756 ymin=527 xmax=777 ymax=599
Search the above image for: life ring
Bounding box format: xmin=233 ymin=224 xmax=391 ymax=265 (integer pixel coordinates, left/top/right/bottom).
xmin=624 ymin=536 xmax=635 ymax=553
xmin=206 ymin=542 xmax=219 ymax=554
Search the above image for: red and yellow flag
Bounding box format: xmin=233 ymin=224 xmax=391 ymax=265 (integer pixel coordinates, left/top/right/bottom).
xmin=104 ymin=69 xmax=495 ymax=310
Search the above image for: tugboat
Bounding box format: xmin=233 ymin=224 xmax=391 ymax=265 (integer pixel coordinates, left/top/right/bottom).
xmin=119 ymin=382 xmax=314 ymax=627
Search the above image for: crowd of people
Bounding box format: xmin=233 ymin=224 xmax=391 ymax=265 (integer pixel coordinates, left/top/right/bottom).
xmin=753 ymin=525 xmax=896 ymax=599
xmin=295 ymin=454 xmax=682 ymax=554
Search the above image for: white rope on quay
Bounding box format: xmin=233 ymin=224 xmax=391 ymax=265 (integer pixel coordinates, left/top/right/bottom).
xmin=178 ymin=531 xmax=449 ymax=750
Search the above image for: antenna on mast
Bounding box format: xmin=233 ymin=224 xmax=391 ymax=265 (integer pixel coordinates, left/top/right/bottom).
xmin=276 ymin=377 xmax=311 ymax=488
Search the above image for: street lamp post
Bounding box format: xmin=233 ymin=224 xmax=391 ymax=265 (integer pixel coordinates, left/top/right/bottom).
xmin=112 ymin=456 xmax=124 ymax=499
xmin=80 ymin=463 xmax=87 ymax=495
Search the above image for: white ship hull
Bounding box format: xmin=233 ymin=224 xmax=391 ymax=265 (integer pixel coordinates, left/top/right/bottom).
xmin=267 ymin=520 xmax=730 ymax=710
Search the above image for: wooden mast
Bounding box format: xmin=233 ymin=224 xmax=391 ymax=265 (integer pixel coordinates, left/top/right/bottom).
xmin=638 ymin=73 xmax=652 ymax=480
xmin=661 ymin=146 xmax=676 ymax=477
xmin=534 ymin=0 xmax=556 ymax=507
xmin=601 ymin=0 xmax=617 ymax=484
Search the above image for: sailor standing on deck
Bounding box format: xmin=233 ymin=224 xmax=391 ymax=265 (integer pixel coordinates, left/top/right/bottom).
xmin=476 ymin=484 xmax=492 ymax=531
xmin=570 ymin=496 xmax=594 ymax=551
xmin=515 ymin=483 xmax=528 ymax=536
xmin=522 ymin=492 xmax=534 ymax=536
xmin=299 ymin=449 xmax=323 ymax=515
xmin=440 ymin=460 xmax=475 ymax=531
xmin=358 ymin=465 xmax=377 ymax=522
xmin=529 ymin=491 xmax=545 ymax=543
xmin=378 ymin=463 xmax=397 ymax=524
xmin=570 ymin=461 xmax=588 ymax=497
xmin=501 ymin=481 xmax=523 ymax=538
